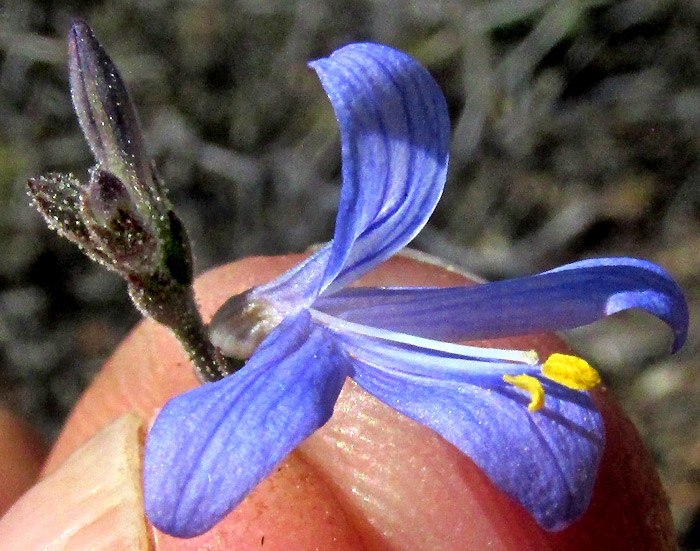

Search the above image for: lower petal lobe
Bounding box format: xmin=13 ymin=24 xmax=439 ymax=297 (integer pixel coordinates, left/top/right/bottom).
xmin=144 ymin=312 xmax=350 ymax=538
xmin=347 ymin=341 xmax=604 ymax=530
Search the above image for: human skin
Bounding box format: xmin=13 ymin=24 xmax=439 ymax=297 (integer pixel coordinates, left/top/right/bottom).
xmin=0 ymin=409 xmax=46 ymax=516
xmin=0 ymin=253 xmax=677 ymax=550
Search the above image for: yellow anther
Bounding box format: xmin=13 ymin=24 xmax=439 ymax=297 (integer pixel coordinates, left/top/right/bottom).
xmin=503 ymin=374 xmax=545 ymax=412
xmin=542 ymin=353 xmax=601 ymax=390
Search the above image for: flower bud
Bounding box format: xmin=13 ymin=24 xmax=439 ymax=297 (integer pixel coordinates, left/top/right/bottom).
xmin=80 ymin=169 xmax=159 ymax=275
xmin=68 ymin=19 xmax=153 ymax=201
xmin=83 ymin=168 xmax=136 ymax=227
xmin=28 ymin=19 xmax=229 ymax=384
xmin=209 ymin=290 xmax=284 ymax=360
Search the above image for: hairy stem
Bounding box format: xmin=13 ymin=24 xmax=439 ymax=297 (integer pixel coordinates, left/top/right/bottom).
xmin=128 ymin=276 xmax=243 ymax=383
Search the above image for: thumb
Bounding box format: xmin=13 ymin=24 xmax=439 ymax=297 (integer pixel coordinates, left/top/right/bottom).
xmin=0 ymin=414 xmax=149 ymax=550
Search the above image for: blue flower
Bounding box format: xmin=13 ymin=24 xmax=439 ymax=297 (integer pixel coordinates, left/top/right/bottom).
xmin=143 ymin=43 xmax=688 ymax=538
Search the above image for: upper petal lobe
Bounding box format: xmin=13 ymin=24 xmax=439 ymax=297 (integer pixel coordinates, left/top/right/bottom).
xmin=249 ymin=43 xmax=450 ymax=312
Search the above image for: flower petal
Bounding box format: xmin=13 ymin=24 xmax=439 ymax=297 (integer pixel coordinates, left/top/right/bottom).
xmin=339 ymin=333 xmax=604 ymax=530
xmin=314 ymin=257 xmax=688 ymax=352
xmin=250 ymin=43 xmax=450 ymax=312
xmin=143 ymin=312 xmax=350 ymax=538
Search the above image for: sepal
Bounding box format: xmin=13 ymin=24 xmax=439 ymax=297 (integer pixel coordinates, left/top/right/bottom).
xmin=27 ymin=172 xmax=91 ymax=245
xmin=81 ymin=168 xmax=159 ymax=275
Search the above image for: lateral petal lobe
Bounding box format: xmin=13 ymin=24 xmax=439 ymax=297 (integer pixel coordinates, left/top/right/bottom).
xmin=144 ymin=312 xmax=350 ymax=537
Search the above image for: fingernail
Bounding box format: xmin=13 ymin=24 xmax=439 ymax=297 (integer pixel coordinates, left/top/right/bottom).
xmin=0 ymin=413 xmax=153 ymax=551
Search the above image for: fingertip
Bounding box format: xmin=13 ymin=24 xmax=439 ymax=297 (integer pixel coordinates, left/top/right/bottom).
xmin=41 ymin=253 xmax=677 ymax=550
xmin=154 ymin=450 xmax=369 ymax=551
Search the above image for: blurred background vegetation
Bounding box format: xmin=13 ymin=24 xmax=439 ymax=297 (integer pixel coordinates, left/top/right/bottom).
xmin=0 ymin=0 xmax=698 ymax=546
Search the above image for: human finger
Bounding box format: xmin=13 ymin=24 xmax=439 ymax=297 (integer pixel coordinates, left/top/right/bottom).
xmin=41 ymin=253 xmax=676 ymax=550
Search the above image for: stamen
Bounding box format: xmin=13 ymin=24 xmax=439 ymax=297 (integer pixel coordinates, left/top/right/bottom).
xmin=503 ymin=374 xmax=545 ymax=411
xmin=310 ymin=309 xmax=539 ymax=365
xmin=542 ymin=353 xmax=601 ymax=390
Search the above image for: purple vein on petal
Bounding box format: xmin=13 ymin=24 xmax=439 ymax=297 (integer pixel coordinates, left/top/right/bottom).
xmin=248 ymin=43 xmax=450 ymax=313
xmin=314 ymin=257 xmax=688 ymax=352
xmin=346 ymin=339 xmax=604 ymax=530
xmin=144 ymin=312 xmax=351 ymax=537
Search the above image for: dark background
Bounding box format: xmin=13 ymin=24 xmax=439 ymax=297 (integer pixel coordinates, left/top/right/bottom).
xmin=0 ymin=0 xmax=698 ymax=546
